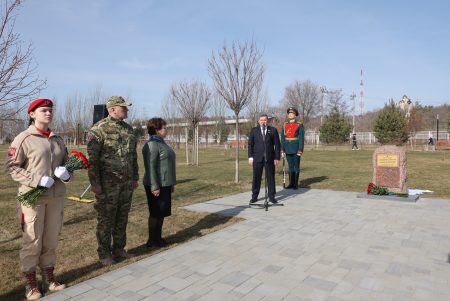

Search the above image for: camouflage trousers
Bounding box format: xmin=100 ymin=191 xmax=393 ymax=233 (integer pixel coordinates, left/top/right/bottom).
xmin=94 ymin=181 xmax=133 ymax=259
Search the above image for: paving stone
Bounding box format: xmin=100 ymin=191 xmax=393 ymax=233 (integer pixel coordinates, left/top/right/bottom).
xmin=42 ymin=190 xmax=450 ymax=300
xmin=303 ymin=276 xmax=337 ymax=292
xmin=262 ymin=265 xmax=283 ymax=274
xmin=57 ymin=283 xmax=93 ymax=297
xmin=338 ymin=259 xmax=371 ymax=271
xmin=116 ymin=290 xmax=145 ymax=301
xmin=282 ymin=295 xmax=313 ymax=301
xmin=44 ymin=293 xmax=72 ymax=301
xmin=157 ymin=276 xmax=192 ymax=292
xmin=219 ymin=271 xmax=252 ymax=287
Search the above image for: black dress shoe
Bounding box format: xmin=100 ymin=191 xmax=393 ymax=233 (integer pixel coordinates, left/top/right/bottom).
xmin=249 ymin=198 xmax=258 ymax=204
xmin=157 ymin=238 xmax=167 ymax=247
xmin=269 ymin=198 xmax=278 ymax=204
xmin=145 ymin=240 xmax=160 ymax=248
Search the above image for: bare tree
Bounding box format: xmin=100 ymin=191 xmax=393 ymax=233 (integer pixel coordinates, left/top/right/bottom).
xmin=325 ymin=89 xmax=348 ymax=115
xmin=245 ymin=80 xmax=269 ymax=127
xmin=53 ymin=85 xmax=107 ymax=145
xmin=282 ymin=80 xmax=321 ymax=125
xmin=170 ymin=80 xmax=210 ymax=165
xmin=209 ymin=92 xmax=229 ymax=144
xmin=208 ymin=40 xmax=265 ymax=183
xmin=162 ymin=93 xmax=182 ymax=148
xmin=0 ymin=0 xmax=46 ymax=120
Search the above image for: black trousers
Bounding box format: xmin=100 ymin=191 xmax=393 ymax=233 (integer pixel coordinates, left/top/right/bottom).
xmin=252 ymin=161 xmax=276 ymax=200
xmin=144 ymin=186 xmax=172 ymax=217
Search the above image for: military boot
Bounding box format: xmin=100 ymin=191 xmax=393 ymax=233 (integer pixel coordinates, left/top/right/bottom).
xmin=43 ymin=267 xmax=66 ymax=292
xmin=293 ymin=172 xmax=300 ymax=190
xmin=285 ymin=172 xmax=295 ymax=189
xmin=24 ymin=271 xmax=42 ymax=300
xmin=113 ymin=249 xmax=136 ymax=260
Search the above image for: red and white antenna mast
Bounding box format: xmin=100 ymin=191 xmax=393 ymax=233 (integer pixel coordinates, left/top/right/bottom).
xmin=359 ymin=69 xmax=364 ymax=115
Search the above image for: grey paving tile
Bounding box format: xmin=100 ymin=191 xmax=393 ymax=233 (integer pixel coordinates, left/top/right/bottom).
xmin=303 ymin=276 xmax=338 ymax=292
xmin=116 ymin=291 xmax=145 ymax=301
xmin=42 ymin=190 xmax=450 ymax=300
xmin=338 ymin=259 xmax=371 ymax=271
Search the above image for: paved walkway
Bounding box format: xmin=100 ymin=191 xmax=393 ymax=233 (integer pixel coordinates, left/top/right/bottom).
xmin=44 ymin=188 xmax=450 ymax=301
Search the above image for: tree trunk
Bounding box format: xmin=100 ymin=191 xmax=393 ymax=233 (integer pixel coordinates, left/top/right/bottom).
xmin=235 ymin=113 xmax=240 ymax=183
xmin=185 ymin=126 xmax=189 ymax=165
xmin=196 ymin=124 xmax=199 ymax=165
xmin=191 ymin=124 xmax=195 ymax=165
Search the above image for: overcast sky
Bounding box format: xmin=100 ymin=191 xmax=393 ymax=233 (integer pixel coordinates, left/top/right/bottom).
xmin=15 ymin=0 xmax=450 ymax=118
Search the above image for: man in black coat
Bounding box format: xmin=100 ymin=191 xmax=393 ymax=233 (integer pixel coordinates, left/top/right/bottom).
xmin=248 ymin=113 xmax=281 ymax=203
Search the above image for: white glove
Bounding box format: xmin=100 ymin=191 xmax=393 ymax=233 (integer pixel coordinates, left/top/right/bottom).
xmin=54 ymin=166 xmax=70 ymax=181
xmin=38 ymin=176 xmax=55 ymax=188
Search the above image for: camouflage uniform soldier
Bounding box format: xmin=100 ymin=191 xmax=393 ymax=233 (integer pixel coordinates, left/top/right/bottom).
xmin=280 ymin=107 xmax=305 ymax=190
xmin=87 ymin=96 xmax=139 ymax=266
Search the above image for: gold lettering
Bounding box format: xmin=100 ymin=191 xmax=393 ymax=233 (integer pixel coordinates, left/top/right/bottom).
xmin=377 ymin=154 xmax=399 ymax=167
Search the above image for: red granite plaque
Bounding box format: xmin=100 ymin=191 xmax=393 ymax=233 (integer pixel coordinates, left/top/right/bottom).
xmin=372 ymin=146 xmax=407 ymax=193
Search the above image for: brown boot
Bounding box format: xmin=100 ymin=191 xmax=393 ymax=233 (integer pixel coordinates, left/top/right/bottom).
xmin=24 ymin=271 xmax=42 ymax=300
xmin=43 ymin=267 xmax=66 ymax=292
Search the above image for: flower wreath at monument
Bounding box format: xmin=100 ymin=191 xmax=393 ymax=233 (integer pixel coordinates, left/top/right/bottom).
xmin=367 ymin=182 xmax=408 ymax=197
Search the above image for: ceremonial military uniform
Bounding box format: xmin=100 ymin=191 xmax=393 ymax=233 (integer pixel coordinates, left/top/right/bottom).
xmin=281 ymin=107 xmax=304 ymax=189
xmin=87 ymin=97 xmax=139 ymax=262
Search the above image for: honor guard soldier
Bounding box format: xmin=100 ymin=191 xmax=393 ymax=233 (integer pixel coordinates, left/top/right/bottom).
xmin=280 ymin=107 xmax=305 ymax=189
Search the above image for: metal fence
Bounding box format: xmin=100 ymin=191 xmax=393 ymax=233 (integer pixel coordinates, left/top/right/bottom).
xmin=305 ymin=130 xmax=449 ymax=145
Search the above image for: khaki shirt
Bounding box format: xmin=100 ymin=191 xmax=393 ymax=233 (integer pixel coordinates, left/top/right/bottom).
xmin=4 ymin=126 xmax=68 ymax=197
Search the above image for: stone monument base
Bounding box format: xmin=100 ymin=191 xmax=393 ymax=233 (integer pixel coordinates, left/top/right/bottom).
xmin=357 ymin=193 xmax=419 ymax=203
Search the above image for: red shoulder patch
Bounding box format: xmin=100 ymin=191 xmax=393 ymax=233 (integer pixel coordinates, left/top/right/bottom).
xmin=8 ymin=147 xmax=16 ymax=157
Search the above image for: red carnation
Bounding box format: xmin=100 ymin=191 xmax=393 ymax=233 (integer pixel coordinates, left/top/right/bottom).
xmin=18 ymin=150 xmax=90 ymax=206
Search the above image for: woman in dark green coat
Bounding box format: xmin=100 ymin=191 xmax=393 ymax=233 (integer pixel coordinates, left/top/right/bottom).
xmin=142 ymin=117 xmax=176 ymax=247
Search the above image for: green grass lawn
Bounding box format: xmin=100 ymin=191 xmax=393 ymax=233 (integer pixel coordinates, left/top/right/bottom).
xmin=0 ymin=144 xmax=449 ymax=300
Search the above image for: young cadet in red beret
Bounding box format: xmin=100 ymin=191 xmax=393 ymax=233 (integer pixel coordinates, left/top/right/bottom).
xmin=4 ymin=98 xmax=70 ymax=300
xmin=280 ymin=107 xmax=305 ymax=189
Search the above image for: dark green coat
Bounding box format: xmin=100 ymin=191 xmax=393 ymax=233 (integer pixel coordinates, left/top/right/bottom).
xmin=142 ymin=138 xmax=176 ymax=191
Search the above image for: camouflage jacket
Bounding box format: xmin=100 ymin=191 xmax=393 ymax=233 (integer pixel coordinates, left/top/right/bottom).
xmin=87 ymin=116 xmax=139 ymax=186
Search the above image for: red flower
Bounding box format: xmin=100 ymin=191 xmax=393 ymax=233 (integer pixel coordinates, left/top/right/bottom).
xmin=70 ymin=150 xmax=90 ymax=169
xmin=18 ymin=150 xmax=90 ymax=206
xmin=367 ymin=182 xmax=375 ymax=194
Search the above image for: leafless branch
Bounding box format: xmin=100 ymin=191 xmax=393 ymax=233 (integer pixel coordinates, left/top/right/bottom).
xmin=282 ymin=80 xmax=321 ymax=125
xmin=208 ymin=40 xmax=265 ymax=182
xmin=0 ymin=0 xmax=46 ymax=120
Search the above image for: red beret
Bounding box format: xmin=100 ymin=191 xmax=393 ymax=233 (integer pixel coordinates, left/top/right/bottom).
xmin=27 ymin=98 xmax=53 ymax=113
